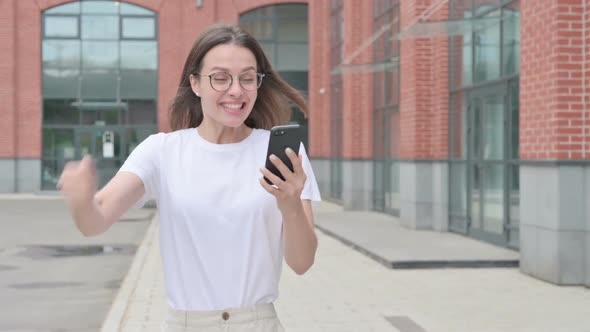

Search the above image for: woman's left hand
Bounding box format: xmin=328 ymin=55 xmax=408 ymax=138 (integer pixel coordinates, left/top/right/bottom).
xmin=259 ymin=148 xmax=307 ymax=214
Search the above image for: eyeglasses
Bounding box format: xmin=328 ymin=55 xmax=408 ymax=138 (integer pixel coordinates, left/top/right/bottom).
xmin=197 ymin=71 xmax=265 ymax=92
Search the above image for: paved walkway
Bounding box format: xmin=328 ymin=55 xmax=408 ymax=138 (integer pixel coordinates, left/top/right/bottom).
xmin=102 ymin=202 xmax=590 ymax=332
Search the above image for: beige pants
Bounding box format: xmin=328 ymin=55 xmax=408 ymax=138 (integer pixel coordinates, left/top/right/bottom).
xmin=161 ymin=303 xmax=285 ymax=332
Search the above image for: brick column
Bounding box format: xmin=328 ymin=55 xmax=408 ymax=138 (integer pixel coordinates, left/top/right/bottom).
xmin=520 ymin=0 xmax=590 ymax=286
xmin=399 ymin=0 xmax=450 ymax=230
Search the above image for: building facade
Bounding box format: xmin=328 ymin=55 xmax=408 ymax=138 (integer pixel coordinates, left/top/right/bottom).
xmin=1 ymin=0 xmax=589 ymax=286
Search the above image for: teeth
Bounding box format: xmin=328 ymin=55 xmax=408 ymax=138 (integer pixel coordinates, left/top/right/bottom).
xmin=223 ymin=103 xmax=242 ymax=109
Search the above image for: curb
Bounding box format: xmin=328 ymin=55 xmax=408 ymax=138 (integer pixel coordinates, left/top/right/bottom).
xmin=100 ymin=213 xmax=159 ymax=332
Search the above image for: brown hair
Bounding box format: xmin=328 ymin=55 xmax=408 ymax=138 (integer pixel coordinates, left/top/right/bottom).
xmin=169 ymin=24 xmax=307 ymax=131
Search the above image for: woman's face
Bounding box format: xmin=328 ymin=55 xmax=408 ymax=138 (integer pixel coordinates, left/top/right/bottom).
xmin=190 ymin=44 xmax=259 ymax=128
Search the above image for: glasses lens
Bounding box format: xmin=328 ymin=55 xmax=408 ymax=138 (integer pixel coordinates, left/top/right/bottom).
xmin=239 ymin=71 xmax=262 ymax=91
xmin=210 ymin=72 xmax=232 ymax=91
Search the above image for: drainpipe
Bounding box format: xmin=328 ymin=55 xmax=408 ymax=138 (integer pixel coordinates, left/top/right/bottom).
xmin=12 ymin=0 xmax=18 ymax=193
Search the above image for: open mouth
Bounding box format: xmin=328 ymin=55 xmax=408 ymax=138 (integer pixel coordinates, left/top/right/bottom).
xmin=221 ymin=102 xmax=246 ymax=115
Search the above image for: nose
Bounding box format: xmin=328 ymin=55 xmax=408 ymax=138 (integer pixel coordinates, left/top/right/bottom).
xmin=227 ymin=79 xmax=243 ymax=97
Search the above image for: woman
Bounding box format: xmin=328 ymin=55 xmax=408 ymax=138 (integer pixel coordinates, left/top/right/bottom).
xmin=57 ymin=24 xmax=321 ymax=331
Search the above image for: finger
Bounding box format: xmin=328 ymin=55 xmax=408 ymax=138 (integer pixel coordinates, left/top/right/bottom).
xmin=269 ymin=154 xmax=294 ymax=181
xmin=259 ymin=177 xmax=279 ymax=195
xmin=286 ymin=148 xmax=304 ymax=175
xmin=260 ymin=167 xmax=285 ymax=188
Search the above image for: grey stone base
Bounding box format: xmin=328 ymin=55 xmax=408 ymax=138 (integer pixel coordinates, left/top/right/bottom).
xmin=0 ymin=158 xmax=41 ymax=193
xmin=400 ymin=162 xmax=448 ymax=231
xmin=342 ymin=160 xmax=373 ymax=210
xmin=520 ymin=165 xmax=589 ymax=286
xmin=310 ymin=159 xmax=330 ymax=199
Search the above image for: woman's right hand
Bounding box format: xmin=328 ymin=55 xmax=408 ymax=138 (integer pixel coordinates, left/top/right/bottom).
xmin=57 ymin=155 xmax=98 ymax=208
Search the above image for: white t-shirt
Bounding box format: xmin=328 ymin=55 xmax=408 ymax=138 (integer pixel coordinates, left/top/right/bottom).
xmin=118 ymin=128 xmax=321 ymax=311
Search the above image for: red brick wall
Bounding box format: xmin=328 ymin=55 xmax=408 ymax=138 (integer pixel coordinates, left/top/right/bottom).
xmin=308 ymin=0 xmax=332 ymax=158
xmin=521 ymin=0 xmax=589 ymax=160
xmin=0 ymin=0 xmax=16 ymax=158
xmin=400 ymin=0 xmax=451 ymax=159
xmin=341 ymin=0 xmax=374 ymax=159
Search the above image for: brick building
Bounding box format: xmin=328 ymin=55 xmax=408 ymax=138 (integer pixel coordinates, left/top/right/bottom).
xmin=1 ymin=0 xmax=588 ymax=286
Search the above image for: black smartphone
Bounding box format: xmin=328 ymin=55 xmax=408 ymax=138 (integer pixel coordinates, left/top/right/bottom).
xmin=264 ymin=124 xmax=303 ymax=185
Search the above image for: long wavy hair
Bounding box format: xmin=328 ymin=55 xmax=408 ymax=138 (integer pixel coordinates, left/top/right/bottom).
xmin=169 ymin=24 xmax=307 ymax=131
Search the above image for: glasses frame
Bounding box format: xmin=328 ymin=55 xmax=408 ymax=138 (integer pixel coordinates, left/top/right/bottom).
xmin=197 ymin=71 xmax=266 ymax=92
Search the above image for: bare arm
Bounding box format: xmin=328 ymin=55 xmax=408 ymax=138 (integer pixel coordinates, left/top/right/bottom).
xmin=58 ymin=156 xmax=145 ymax=237
xmin=259 ymin=149 xmax=318 ymax=275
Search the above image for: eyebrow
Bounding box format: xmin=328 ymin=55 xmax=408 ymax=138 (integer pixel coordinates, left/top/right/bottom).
xmin=208 ymin=66 xmax=257 ymax=73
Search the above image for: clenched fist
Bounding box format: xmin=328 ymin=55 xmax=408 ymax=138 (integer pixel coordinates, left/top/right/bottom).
xmin=57 ymin=155 xmax=98 ymax=207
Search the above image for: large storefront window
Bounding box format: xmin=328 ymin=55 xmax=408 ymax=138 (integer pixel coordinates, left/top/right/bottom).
xmin=239 ymin=4 xmax=309 ymax=147
xmin=42 ymin=1 xmax=158 ymax=190
xmin=449 ymin=0 xmax=520 ymax=248
xmin=372 ymin=0 xmax=400 ymax=216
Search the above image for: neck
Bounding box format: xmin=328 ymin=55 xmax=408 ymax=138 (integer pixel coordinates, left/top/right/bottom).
xmin=197 ymin=121 xmax=252 ymax=144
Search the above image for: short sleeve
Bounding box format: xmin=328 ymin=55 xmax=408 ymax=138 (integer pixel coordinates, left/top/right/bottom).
xmin=118 ymin=133 xmax=162 ymax=207
xmin=299 ymin=143 xmax=321 ymax=202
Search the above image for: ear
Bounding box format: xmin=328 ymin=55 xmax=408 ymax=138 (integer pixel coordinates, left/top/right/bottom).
xmin=189 ymin=74 xmax=201 ymax=96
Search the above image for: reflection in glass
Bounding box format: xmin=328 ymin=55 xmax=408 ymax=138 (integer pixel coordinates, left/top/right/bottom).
xmin=121 ymin=41 xmax=157 ymax=69
xmin=82 ymin=41 xmax=119 ymax=68
xmin=42 ymin=128 xmax=75 ymax=159
xmin=44 ymin=16 xmax=78 ymax=38
xmin=120 ymin=3 xmax=154 ymax=15
xmin=474 ymin=10 xmax=501 ymax=82
xmin=241 ymin=20 xmax=273 ymax=40
xmin=43 ymin=99 xmax=79 ymax=124
xmin=82 ymin=15 xmax=119 ymax=40
xmin=482 ymin=95 xmax=504 ymax=160
xmin=43 ymin=40 xmax=81 ymax=68
xmin=259 ymin=43 xmax=275 ymax=65
xmin=502 ymin=9 xmax=520 ymax=75
xmin=275 ymin=4 xmax=307 ymax=17
xmin=277 ymin=20 xmax=308 ymax=42
xmin=42 ymin=68 xmax=79 ymax=99
xmin=508 ymin=164 xmax=520 ymax=247
xmin=45 ymin=2 xmax=80 ymax=15
xmin=122 ymin=17 xmax=156 ymax=39
xmin=121 ymin=70 xmax=157 ymax=99
xmin=81 ymin=1 xmax=118 ymax=14
xmin=277 ymin=44 xmax=308 ymax=70
xmin=450 ymin=163 xmax=468 ymax=216
xmin=483 ymin=164 xmax=505 ymax=234
xmin=81 ymin=69 xmax=118 ymax=100
xmin=470 ymin=165 xmax=481 ymax=229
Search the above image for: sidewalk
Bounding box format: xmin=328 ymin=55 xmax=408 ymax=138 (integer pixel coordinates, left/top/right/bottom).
xmin=102 ymin=202 xmax=590 ymax=332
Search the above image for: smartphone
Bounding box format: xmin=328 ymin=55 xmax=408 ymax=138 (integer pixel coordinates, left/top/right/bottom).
xmin=264 ymin=124 xmax=303 ymax=185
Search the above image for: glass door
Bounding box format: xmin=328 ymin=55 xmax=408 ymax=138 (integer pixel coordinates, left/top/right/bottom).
xmin=75 ymin=127 xmax=126 ymax=188
xmin=467 ymin=87 xmax=508 ymax=246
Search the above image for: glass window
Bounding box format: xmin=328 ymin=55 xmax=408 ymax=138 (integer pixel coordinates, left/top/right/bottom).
xmin=42 ymin=68 xmax=80 ymax=99
xmin=82 ymin=41 xmax=119 ymax=68
xmin=474 ymin=10 xmax=501 ymax=83
xmin=241 ymin=20 xmax=273 ymax=41
xmin=121 ymin=69 xmax=157 ymax=99
xmin=450 ymin=163 xmax=468 ymax=216
xmin=45 ymin=2 xmax=80 ymax=15
xmin=126 ymin=100 xmax=157 ymax=125
xmin=277 ymin=44 xmax=308 ymax=71
xmin=275 ymin=4 xmax=307 ymax=17
xmin=277 ymin=20 xmax=307 ymax=42
xmin=44 ymin=16 xmax=79 ymax=38
xmin=120 ymin=3 xmax=154 ymax=15
xmin=43 ymin=99 xmax=79 ymax=124
xmin=81 ymin=1 xmax=118 ymax=14
xmin=81 ymin=15 xmax=119 ymax=40
xmin=121 ymin=41 xmax=157 ymax=69
xmin=42 ymin=128 xmax=75 ymax=159
xmin=43 ymin=40 xmax=80 ymax=68
xmin=81 ymin=69 xmax=118 ymax=99
xmin=259 ymin=43 xmax=275 ymax=66
xmin=502 ymin=7 xmax=520 ymax=75
xmin=122 ymin=17 xmax=156 ymax=39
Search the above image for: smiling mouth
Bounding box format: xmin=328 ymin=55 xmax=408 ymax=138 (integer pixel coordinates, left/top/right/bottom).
xmin=221 ymin=102 xmax=246 ymax=114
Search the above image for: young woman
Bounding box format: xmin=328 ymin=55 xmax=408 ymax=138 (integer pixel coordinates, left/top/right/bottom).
xmin=57 ymin=24 xmax=320 ymax=331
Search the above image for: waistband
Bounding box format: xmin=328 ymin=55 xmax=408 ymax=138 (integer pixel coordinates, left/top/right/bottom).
xmin=166 ymin=303 xmax=278 ymax=326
